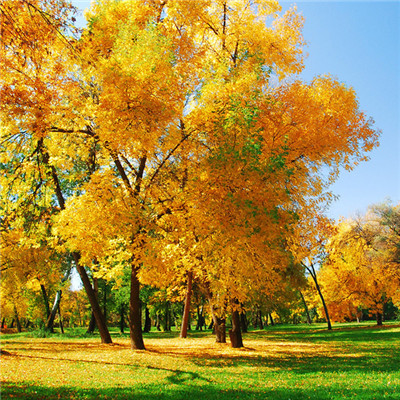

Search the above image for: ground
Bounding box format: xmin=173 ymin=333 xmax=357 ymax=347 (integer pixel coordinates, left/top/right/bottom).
xmin=1 ymin=322 xmax=399 ymax=399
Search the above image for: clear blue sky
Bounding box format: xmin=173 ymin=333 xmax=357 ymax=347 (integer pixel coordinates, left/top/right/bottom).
xmin=72 ymin=0 xmax=400 ymax=221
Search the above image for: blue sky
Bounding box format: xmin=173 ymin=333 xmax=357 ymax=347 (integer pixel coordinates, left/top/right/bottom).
xmin=71 ymin=0 xmax=400 ymax=221
xmin=280 ymin=0 xmax=400 ymax=220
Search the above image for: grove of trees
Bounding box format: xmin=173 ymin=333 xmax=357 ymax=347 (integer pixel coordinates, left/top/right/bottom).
xmin=1 ymin=0 xmax=397 ymax=349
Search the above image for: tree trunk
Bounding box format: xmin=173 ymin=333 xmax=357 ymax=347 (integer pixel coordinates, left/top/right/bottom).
xmin=143 ymin=306 xmax=151 ymax=333
xmin=313 ymin=279 xmax=332 ymax=330
xmin=306 ymin=264 xmax=332 ymax=330
xmin=196 ymin=306 xmax=205 ymax=331
xmin=103 ymin=279 xmax=107 ymax=323
xmin=129 ymin=264 xmax=145 ymax=350
xmin=120 ymin=303 xmax=125 ymax=334
xmin=58 ymin=305 xmax=64 ymax=334
xmin=1 ymin=317 xmax=5 ymax=329
xmin=269 ymin=313 xmax=275 ymax=326
xmin=180 ymin=270 xmax=193 ymax=338
xmin=46 ymin=290 xmax=62 ymax=332
xmin=229 ymin=309 xmax=243 ymax=348
xmin=163 ymin=301 xmax=171 ymax=331
xmin=87 ymin=278 xmax=98 ymax=334
xmin=40 ymin=284 xmax=51 ymax=320
xmin=74 ymin=255 xmax=112 ymax=344
xmin=87 ymin=312 xmax=96 ymax=333
xmin=13 ymin=305 xmax=22 ymax=333
xmin=156 ymin=313 xmax=161 ymax=331
xmin=258 ymin=310 xmax=264 ymax=329
xmin=214 ymin=317 xmax=226 ymax=343
xmin=376 ymin=311 xmax=383 ymax=326
xmin=299 ymin=291 xmax=312 ymax=324
xmin=240 ymin=312 xmax=248 ymax=333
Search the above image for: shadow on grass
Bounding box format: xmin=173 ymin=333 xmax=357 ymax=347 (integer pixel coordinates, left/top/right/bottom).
xmin=245 ymin=324 xmax=400 ymax=343
xmin=183 ymin=348 xmax=400 ymax=375
xmin=2 ymin=381 xmax=399 ymax=400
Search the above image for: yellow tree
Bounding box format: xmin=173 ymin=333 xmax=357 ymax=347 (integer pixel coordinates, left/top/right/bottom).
xmin=0 ymin=0 xmax=113 ymax=343
xmin=288 ymin=211 xmax=335 ymax=329
xmin=322 ymin=204 xmax=400 ymax=325
xmin=49 ymin=0 xmax=309 ymax=350
xmin=0 ymin=227 xmax=65 ymax=330
xmin=1 ymin=0 xmax=379 ymax=351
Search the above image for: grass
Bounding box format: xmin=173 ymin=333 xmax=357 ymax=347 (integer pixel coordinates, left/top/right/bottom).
xmin=1 ymin=322 xmax=400 ymax=399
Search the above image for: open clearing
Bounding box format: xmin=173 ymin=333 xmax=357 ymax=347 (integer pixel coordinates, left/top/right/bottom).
xmin=1 ymin=323 xmax=400 ymax=399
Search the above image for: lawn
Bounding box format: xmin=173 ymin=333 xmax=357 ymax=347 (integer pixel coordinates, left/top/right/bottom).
xmin=1 ymin=322 xmax=399 ymax=399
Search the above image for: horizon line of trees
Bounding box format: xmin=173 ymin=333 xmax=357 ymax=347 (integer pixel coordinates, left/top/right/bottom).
xmin=2 ymin=202 xmax=399 ymax=340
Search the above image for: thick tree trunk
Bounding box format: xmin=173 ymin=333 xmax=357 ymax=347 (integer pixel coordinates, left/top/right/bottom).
xmin=40 ymin=284 xmax=51 ymax=320
xmin=1 ymin=317 xmax=5 ymax=329
xmin=87 ymin=278 xmax=98 ymax=334
xmin=129 ymin=264 xmax=145 ymax=350
xmin=299 ymin=291 xmax=312 ymax=325
xmin=376 ymin=311 xmax=383 ymax=326
xmin=143 ymin=306 xmax=151 ymax=333
xmin=46 ymin=290 xmax=62 ymax=332
xmin=229 ymin=309 xmax=243 ymax=348
xmin=180 ymin=270 xmax=193 ymax=338
xmin=74 ymin=255 xmax=112 ymax=344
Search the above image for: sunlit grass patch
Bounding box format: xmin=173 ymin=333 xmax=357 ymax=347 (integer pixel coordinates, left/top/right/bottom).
xmin=1 ymin=323 xmax=400 ymax=399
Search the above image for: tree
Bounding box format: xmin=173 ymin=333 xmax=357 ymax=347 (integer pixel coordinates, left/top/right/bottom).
xmin=1 ymin=0 xmax=379 ymax=351
xmin=289 ymin=213 xmax=334 ymax=329
xmin=322 ymin=204 xmax=400 ymax=325
xmin=0 ymin=226 xmax=68 ymax=330
xmin=0 ymin=0 xmax=112 ymax=343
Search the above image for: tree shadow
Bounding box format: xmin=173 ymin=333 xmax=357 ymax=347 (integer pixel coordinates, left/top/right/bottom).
xmin=2 ymin=381 xmax=400 ymax=400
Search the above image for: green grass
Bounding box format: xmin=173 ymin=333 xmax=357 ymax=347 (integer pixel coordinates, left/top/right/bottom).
xmin=1 ymin=322 xmax=399 ymax=399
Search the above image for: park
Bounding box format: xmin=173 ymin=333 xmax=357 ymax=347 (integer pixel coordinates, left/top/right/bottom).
xmin=1 ymin=0 xmax=399 ymax=398
xmin=2 ymin=322 xmax=400 ymax=399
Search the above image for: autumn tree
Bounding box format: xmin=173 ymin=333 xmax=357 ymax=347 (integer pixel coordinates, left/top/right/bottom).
xmin=1 ymin=0 xmax=379 ymax=351
xmin=321 ymin=203 xmax=400 ymax=325
xmin=0 ymin=0 xmax=112 ymax=343
xmin=0 ymin=227 xmax=67 ymax=330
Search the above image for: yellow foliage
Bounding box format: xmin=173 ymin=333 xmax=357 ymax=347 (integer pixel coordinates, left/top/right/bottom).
xmin=0 ymin=0 xmax=380 ymax=328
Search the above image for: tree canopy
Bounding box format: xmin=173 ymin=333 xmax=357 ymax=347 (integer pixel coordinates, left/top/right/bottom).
xmin=0 ymin=0 xmax=381 ymax=348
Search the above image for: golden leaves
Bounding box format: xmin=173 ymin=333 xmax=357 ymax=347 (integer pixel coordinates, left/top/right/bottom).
xmin=0 ymin=0 xmax=381 ymax=326
xmin=320 ymin=204 xmax=400 ymax=320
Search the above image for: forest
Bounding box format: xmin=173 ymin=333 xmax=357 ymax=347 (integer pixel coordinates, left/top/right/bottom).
xmin=1 ymin=0 xmax=399 ymax=354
